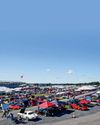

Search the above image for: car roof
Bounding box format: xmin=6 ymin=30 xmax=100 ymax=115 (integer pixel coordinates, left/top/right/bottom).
xmin=25 ymin=111 xmax=34 ymax=113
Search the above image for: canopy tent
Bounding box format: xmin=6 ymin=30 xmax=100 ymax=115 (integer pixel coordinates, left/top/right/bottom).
xmin=56 ymin=92 xmax=66 ymax=95
xmin=0 ymin=87 xmax=12 ymax=93
xmin=92 ymin=93 xmax=98 ymax=97
xmin=52 ymin=85 xmax=64 ymax=88
xmin=51 ymin=100 xmax=59 ymax=107
xmin=13 ymin=87 xmax=22 ymax=91
xmin=96 ymin=90 xmax=100 ymax=94
xmin=85 ymin=96 xmax=92 ymax=101
xmin=76 ymin=86 xmax=96 ymax=91
xmin=39 ymin=101 xmax=56 ymax=109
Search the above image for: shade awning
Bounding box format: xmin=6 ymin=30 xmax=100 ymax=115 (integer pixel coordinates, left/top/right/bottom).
xmin=39 ymin=101 xmax=56 ymax=109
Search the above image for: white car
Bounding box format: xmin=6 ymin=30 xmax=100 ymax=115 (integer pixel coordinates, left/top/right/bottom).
xmin=17 ymin=111 xmax=38 ymax=120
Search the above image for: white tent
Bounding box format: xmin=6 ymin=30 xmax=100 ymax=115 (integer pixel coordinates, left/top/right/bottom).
xmin=76 ymin=86 xmax=96 ymax=91
xmin=52 ymin=85 xmax=64 ymax=88
xmin=0 ymin=87 xmax=12 ymax=93
xmin=56 ymin=92 xmax=65 ymax=95
xmin=13 ymin=87 xmax=22 ymax=91
xmin=96 ymin=90 xmax=100 ymax=94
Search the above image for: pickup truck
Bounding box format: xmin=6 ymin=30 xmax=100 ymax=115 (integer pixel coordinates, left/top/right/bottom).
xmin=17 ymin=111 xmax=38 ymax=120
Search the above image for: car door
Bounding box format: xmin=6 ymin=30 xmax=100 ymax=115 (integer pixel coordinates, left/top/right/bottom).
xmin=23 ymin=112 xmax=27 ymax=119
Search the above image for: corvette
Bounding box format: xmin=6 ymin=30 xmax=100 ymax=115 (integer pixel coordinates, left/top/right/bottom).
xmin=9 ymin=104 xmax=23 ymax=110
xmin=70 ymin=103 xmax=88 ymax=111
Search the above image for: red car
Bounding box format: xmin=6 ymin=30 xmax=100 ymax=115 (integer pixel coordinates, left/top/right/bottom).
xmin=96 ymin=99 xmax=100 ymax=103
xmin=95 ymin=98 xmax=100 ymax=103
xmin=78 ymin=103 xmax=88 ymax=110
xmin=9 ymin=104 xmax=23 ymax=110
xmin=70 ymin=103 xmax=88 ymax=111
xmin=79 ymin=99 xmax=90 ymax=104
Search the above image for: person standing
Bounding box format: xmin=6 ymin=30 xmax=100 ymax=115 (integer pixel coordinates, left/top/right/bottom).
xmin=1 ymin=103 xmax=7 ymax=118
xmin=1 ymin=101 xmax=10 ymax=118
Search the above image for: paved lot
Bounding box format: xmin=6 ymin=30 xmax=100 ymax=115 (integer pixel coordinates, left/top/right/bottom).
xmin=40 ymin=111 xmax=100 ymax=125
xmin=0 ymin=105 xmax=100 ymax=125
xmin=0 ymin=91 xmax=98 ymax=125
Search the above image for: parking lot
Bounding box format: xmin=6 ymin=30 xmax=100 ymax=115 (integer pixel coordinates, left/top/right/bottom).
xmin=0 ymin=105 xmax=100 ymax=125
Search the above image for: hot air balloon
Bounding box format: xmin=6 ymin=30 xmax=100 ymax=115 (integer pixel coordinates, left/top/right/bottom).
xmin=20 ymin=75 xmax=23 ymax=79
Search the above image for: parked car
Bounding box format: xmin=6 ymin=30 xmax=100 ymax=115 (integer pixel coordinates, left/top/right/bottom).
xmin=91 ymin=101 xmax=100 ymax=106
xmin=9 ymin=104 xmax=23 ymax=110
xmin=70 ymin=103 xmax=88 ymax=111
xmin=70 ymin=103 xmax=81 ymax=110
xmin=79 ymin=99 xmax=90 ymax=105
xmin=17 ymin=111 xmax=38 ymax=120
xmin=96 ymin=98 xmax=100 ymax=103
xmin=79 ymin=99 xmax=94 ymax=107
xmin=77 ymin=103 xmax=88 ymax=110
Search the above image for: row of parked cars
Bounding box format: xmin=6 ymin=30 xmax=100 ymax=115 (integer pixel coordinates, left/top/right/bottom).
xmin=37 ymin=97 xmax=100 ymax=116
xmin=15 ymin=97 xmax=100 ymax=120
xmin=4 ymin=93 xmax=97 ymax=121
xmin=8 ymin=95 xmax=100 ymax=111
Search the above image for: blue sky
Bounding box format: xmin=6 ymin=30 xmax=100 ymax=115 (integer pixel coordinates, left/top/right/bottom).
xmin=0 ymin=0 xmax=100 ymax=83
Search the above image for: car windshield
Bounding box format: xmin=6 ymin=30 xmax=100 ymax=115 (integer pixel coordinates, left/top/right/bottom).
xmin=28 ymin=112 xmax=34 ymax=115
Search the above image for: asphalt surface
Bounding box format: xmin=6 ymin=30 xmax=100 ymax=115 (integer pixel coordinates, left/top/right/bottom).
xmin=0 ymin=91 xmax=98 ymax=125
xmin=0 ymin=105 xmax=100 ymax=125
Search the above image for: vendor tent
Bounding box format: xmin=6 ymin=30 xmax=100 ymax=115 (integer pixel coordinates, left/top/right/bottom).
xmin=51 ymin=100 xmax=59 ymax=107
xmin=13 ymin=87 xmax=22 ymax=91
xmin=0 ymin=87 xmax=12 ymax=93
xmin=76 ymin=86 xmax=96 ymax=91
xmin=96 ymin=90 xmax=100 ymax=94
xmin=39 ymin=101 xmax=56 ymax=109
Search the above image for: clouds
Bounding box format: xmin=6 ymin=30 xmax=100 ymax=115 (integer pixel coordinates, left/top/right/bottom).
xmin=45 ymin=68 xmax=51 ymax=72
xmin=66 ymin=69 xmax=74 ymax=75
xmin=45 ymin=68 xmax=74 ymax=75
